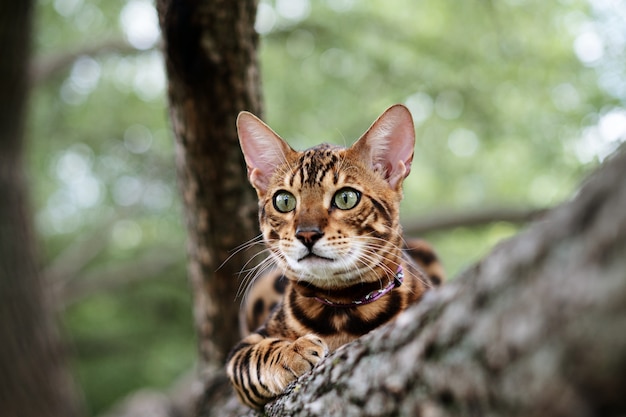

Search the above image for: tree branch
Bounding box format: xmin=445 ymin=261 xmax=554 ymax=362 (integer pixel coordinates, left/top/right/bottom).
xmin=402 ymin=206 xmax=549 ymax=235
xmin=262 ymin=149 xmax=626 ymax=416
xmin=30 ymin=38 xmax=143 ymax=85
xmin=59 ymin=245 xmax=184 ymax=308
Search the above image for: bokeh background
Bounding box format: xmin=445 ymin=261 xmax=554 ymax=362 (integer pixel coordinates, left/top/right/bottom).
xmin=30 ymin=0 xmax=625 ymax=414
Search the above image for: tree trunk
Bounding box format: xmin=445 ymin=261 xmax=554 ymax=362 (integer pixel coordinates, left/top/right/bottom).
xmin=157 ymin=0 xmax=263 ymax=365
xmin=189 ymin=148 xmax=626 ymax=417
xmin=0 ymin=2 xmax=83 ymax=417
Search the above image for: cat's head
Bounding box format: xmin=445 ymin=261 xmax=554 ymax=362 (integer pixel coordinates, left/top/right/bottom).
xmin=237 ymin=105 xmax=415 ymax=287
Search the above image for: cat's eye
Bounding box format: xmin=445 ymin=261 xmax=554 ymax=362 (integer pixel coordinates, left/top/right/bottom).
xmin=273 ymin=191 xmax=296 ymax=213
xmin=333 ymin=188 xmax=361 ymax=210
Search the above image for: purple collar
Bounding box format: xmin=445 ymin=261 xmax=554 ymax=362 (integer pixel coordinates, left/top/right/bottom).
xmin=313 ymin=266 xmax=404 ymax=308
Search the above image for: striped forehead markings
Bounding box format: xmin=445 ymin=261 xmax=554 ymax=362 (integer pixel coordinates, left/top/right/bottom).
xmin=290 ymin=146 xmax=341 ymax=187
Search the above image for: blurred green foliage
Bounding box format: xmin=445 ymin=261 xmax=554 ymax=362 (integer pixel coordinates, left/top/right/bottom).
xmin=28 ymin=0 xmax=624 ymax=414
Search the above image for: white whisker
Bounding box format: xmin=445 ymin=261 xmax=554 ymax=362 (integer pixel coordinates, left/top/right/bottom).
xmin=218 ymin=234 xmax=265 ymax=271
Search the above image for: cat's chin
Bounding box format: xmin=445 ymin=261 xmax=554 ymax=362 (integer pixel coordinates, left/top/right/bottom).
xmin=285 ymin=256 xmax=339 ymax=279
xmin=285 ymin=257 xmax=364 ymax=288
xmin=294 ymin=255 xmax=336 ymax=273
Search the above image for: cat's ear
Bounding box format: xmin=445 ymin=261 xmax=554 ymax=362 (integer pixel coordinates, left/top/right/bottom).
xmin=237 ymin=111 xmax=294 ymax=196
xmin=352 ymin=104 xmax=415 ymax=190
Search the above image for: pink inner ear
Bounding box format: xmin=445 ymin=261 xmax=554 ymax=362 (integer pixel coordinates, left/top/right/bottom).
xmin=237 ymin=112 xmax=293 ymax=195
xmin=354 ymin=104 xmax=416 ymax=189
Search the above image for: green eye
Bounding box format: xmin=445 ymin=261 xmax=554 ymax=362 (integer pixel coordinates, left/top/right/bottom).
xmin=273 ymin=191 xmax=296 ymax=213
xmin=333 ymin=188 xmax=361 ymax=210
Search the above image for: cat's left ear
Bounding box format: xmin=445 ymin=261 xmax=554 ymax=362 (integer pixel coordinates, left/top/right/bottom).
xmin=352 ymin=104 xmax=415 ymax=190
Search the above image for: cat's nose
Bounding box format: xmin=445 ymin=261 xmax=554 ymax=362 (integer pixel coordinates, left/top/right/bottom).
xmin=295 ymin=227 xmax=324 ymax=250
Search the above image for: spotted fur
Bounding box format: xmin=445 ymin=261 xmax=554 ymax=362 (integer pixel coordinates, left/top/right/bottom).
xmin=227 ymin=105 xmax=444 ymax=409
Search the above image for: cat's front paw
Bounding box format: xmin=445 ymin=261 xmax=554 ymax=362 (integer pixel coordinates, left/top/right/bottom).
xmin=268 ymin=334 xmax=328 ymax=394
xmin=288 ymin=334 xmax=328 ymax=374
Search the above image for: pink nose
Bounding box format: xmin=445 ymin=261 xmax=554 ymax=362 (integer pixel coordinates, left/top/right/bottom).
xmin=295 ymin=228 xmax=323 ymax=249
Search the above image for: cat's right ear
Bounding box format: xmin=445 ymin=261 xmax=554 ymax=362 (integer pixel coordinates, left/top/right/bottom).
xmin=237 ymin=112 xmax=294 ymax=196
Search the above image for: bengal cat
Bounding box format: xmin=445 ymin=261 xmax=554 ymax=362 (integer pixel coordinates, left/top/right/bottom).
xmin=227 ymin=104 xmax=444 ymax=409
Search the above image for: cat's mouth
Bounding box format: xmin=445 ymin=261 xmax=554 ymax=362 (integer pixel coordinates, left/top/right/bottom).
xmin=298 ymin=253 xmax=334 ymax=262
